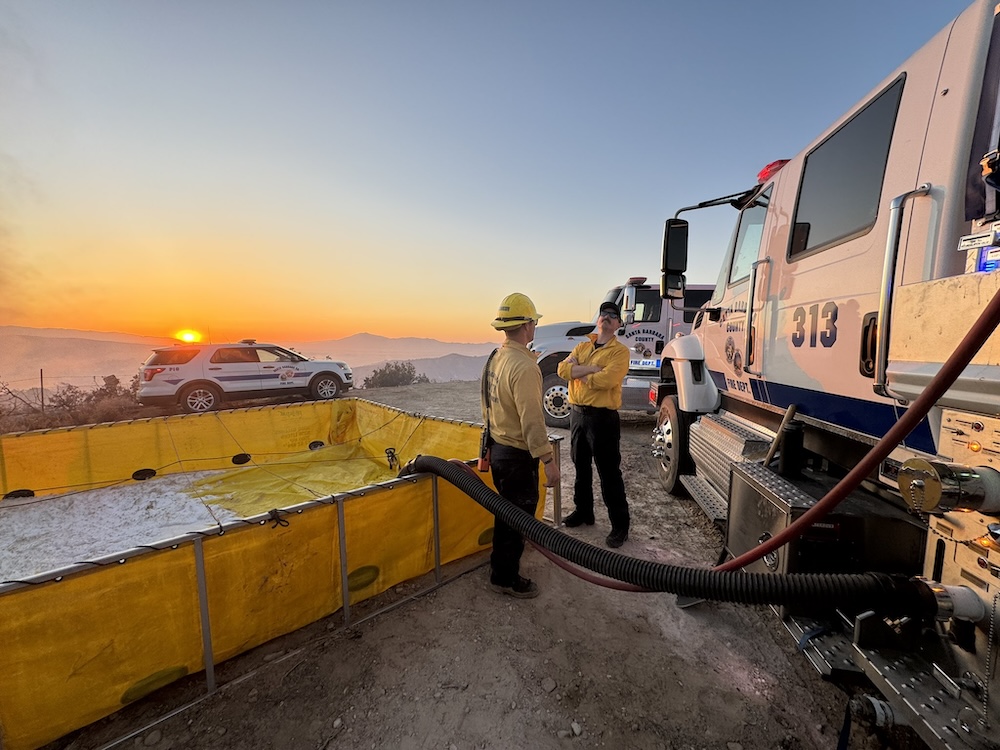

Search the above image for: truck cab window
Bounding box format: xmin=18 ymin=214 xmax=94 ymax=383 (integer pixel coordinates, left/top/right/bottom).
xmin=790 ymin=76 xmax=904 ymax=257
xmin=682 ymin=287 xmax=714 ymax=323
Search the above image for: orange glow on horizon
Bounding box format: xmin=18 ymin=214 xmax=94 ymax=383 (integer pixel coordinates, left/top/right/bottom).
xmin=10 ymin=311 xmax=500 ymax=345
xmin=9 ymin=251 xmax=511 ymax=344
xmin=6 ymin=314 xmax=504 ymax=345
xmin=13 ymin=299 xmax=505 ymax=344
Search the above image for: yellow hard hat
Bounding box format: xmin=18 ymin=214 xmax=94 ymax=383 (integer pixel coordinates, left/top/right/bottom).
xmin=492 ymin=292 xmax=542 ymax=330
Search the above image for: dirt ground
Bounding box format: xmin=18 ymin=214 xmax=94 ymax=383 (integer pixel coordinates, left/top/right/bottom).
xmin=48 ymin=381 xmax=894 ymax=750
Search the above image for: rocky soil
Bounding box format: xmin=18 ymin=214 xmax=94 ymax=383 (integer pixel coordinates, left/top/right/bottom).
xmin=47 ymin=381 xmax=908 ymax=750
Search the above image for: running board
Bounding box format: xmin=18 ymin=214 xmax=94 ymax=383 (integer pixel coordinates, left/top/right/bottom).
xmin=678 ymin=474 xmax=727 ymax=525
xmin=684 ymin=412 xmax=775 ymax=524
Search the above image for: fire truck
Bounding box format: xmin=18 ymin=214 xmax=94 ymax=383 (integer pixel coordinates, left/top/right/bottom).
xmin=648 ymin=1 xmax=1000 ymax=746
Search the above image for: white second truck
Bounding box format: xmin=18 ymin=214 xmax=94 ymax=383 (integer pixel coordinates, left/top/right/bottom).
xmin=530 ymin=276 xmax=712 ymax=428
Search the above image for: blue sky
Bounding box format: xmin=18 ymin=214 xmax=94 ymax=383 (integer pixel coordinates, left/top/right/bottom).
xmin=0 ymin=0 xmax=973 ymax=343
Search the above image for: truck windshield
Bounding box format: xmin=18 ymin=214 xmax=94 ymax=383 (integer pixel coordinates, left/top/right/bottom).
xmin=591 ymin=286 xmax=661 ymax=323
xmin=713 ymin=186 xmax=772 ymax=303
xmin=730 ymin=187 xmax=771 ymax=283
xmin=633 ymin=288 xmax=662 ymax=322
xmin=592 ymin=287 xmax=625 ymax=323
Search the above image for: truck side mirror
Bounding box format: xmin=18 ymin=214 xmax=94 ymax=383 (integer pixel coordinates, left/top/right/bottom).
xmin=661 ymin=218 xmax=689 ymax=299
xmin=622 ymin=285 xmax=637 ymax=326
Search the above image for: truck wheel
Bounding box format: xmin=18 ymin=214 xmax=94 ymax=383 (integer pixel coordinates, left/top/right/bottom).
xmin=542 ymin=373 xmax=571 ymax=429
xmin=652 ymin=396 xmax=692 ymax=494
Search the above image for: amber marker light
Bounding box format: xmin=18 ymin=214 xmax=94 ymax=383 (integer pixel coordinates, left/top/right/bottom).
xmin=175 ymin=330 xmax=202 ymax=343
xmin=969 ymin=440 xmax=983 ymax=453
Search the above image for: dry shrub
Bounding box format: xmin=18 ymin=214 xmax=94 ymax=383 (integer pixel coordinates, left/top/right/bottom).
xmin=0 ymin=377 xmax=147 ymax=435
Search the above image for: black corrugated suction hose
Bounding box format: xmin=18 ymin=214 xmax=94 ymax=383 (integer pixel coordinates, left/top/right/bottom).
xmin=401 ymin=455 xmax=936 ymax=619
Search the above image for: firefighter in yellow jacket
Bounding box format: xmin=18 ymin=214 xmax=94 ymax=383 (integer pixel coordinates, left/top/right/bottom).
xmin=482 ymin=292 xmax=560 ymax=598
xmin=557 ymin=301 xmax=631 ymax=547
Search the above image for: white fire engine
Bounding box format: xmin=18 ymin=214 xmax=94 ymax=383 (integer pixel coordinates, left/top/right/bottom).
xmin=650 ymin=1 xmax=1000 ymax=746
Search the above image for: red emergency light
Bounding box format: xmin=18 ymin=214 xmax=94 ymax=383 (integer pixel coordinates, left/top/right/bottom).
xmin=757 ymin=159 xmax=789 ymax=184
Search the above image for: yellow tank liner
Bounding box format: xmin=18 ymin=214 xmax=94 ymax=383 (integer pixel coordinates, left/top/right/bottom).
xmin=0 ymin=397 xmax=557 ymax=750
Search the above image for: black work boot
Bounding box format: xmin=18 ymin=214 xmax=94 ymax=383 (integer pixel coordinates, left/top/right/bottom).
xmin=563 ymin=510 xmax=595 ymax=527
xmin=606 ymin=528 xmax=628 ymax=548
xmin=490 ymin=575 xmax=540 ymax=599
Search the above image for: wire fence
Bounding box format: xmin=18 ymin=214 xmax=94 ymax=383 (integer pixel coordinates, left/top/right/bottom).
xmin=3 ymin=370 xmax=135 ymax=389
xmin=0 ymin=370 xmax=138 ymax=417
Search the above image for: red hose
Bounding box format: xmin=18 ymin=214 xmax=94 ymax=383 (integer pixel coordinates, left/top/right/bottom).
xmin=527 ymin=539 xmax=653 ymax=592
xmin=716 ymin=284 xmax=1000 ymax=572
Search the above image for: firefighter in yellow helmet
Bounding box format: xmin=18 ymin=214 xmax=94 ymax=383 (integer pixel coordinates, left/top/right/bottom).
xmin=481 ymin=293 xmax=559 ymax=598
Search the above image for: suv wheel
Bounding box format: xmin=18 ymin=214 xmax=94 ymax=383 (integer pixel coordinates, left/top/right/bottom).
xmin=180 ymin=384 xmax=221 ymax=413
xmin=310 ymin=373 xmax=343 ymax=400
xmin=542 ymin=373 xmax=571 ymax=429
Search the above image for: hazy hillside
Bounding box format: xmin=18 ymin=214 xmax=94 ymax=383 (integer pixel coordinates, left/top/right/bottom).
xmin=352 ymin=353 xmax=489 ymax=386
xmin=0 ymin=326 xmax=177 ymax=346
xmin=0 ymin=335 xmax=156 ymax=390
xmin=0 ymin=327 xmax=498 ymax=389
xmin=286 ymin=333 xmax=496 ymax=366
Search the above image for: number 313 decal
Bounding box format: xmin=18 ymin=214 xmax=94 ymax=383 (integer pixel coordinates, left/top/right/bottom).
xmin=790 ymin=302 xmax=837 ymax=348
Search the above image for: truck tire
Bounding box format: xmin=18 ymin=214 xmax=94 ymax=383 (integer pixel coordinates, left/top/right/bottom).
xmin=652 ymin=396 xmax=692 ymax=494
xmin=542 ymin=373 xmax=571 ymax=429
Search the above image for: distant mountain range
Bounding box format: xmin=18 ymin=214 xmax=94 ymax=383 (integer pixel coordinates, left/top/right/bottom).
xmin=0 ymin=326 xmax=497 ymax=390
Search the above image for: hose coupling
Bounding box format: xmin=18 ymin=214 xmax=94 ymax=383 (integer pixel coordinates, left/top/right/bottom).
xmin=897 ymin=458 xmax=1000 ymax=515
xmin=849 ymin=694 xmax=903 ymax=729
xmin=397 ymin=456 xmax=422 ymax=478
xmin=916 ymin=578 xmax=987 ymax=623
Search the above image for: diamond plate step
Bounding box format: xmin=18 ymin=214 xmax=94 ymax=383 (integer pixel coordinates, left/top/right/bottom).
xmin=679 ymin=473 xmax=727 ymax=525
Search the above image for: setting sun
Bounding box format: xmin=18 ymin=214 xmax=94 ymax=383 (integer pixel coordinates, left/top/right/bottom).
xmin=175 ymin=330 xmax=202 ymax=343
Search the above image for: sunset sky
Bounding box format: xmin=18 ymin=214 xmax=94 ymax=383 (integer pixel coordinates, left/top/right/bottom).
xmin=0 ymin=0 xmax=971 ymax=344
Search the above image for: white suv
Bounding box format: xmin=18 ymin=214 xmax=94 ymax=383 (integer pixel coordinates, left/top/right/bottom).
xmin=137 ymin=339 xmax=353 ymax=413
